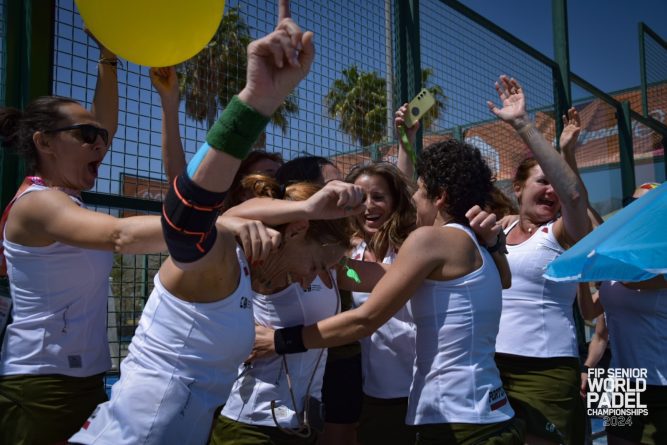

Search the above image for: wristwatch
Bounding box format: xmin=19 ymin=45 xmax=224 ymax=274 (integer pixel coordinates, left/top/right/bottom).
xmin=486 ymin=230 xmax=508 ymax=255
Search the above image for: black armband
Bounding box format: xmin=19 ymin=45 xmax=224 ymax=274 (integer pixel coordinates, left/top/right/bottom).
xmin=274 ymin=325 xmax=307 ymax=355
xmin=161 ymin=172 xmax=226 ymax=263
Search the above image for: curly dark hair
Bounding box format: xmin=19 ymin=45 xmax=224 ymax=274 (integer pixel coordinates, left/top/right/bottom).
xmin=416 ymin=139 xmax=494 ymax=223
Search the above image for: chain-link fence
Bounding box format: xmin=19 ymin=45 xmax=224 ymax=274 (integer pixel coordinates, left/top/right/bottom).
xmin=2 ymin=0 xmax=666 ymax=383
xmin=640 ymin=23 xmax=667 ymax=119
xmin=421 ymin=0 xmax=557 ymax=200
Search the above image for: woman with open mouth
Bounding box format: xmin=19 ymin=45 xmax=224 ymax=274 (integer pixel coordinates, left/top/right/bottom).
xmin=488 ymin=75 xmax=592 ymax=445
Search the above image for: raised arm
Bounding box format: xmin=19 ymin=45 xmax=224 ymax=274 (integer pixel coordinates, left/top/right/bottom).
xmin=161 ymin=0 xmax=315 ymax=269
xmin=395 ymin=103 xmax=419 ymax=180
xmin=560 ymin=107 xmax=604 ymax=228
xmin=87 ymin=29 xmax=119 ymax=142
xmin=487 ymin=76 xmax=591 ymax=246
xmin=150 ymin=66 xmax=186 ymax=183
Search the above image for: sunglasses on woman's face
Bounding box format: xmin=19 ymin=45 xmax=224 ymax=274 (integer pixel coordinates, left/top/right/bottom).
xmin=45 ymin=124 xmax=109 ymax=146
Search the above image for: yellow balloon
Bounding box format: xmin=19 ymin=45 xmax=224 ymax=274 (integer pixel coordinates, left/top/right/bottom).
xmin=75 ymin=0 xmax=225 ymax=66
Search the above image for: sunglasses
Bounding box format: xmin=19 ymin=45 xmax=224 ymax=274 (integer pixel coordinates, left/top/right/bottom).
xmin=45 ymin=124 xmax=109 ymax=146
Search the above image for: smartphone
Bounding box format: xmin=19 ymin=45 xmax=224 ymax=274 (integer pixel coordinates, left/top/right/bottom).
xmin=404 ymin=88 xmax=436 ymax=128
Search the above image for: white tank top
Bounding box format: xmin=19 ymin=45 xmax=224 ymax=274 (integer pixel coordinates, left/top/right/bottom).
xmin=495 ymin=221 xmax=578 ymax=358
xmin=600 ymin=281 xmax=667 ymax=385
xmin=70 ymin=246 xmax=255 ymax=444
xmin=406 ymin=224 xmax=514 ymax=425
xmin=0 ymin=184 xmax=113 ymax=377
xmin=351 ymin=242 xmax=416 ymax=399
xmin=222 ymin=274 xmax=338 ymax=428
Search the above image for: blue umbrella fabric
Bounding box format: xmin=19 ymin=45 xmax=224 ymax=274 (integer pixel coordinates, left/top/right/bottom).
xmin=544 ymin=182 xmax=667 ymax=283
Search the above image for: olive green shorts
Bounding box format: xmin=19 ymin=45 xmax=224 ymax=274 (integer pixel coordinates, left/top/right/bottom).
xmin=0 ymin=373 xmax=107 ymax=445
xmin=209 ymin=414 xmax=318 ymax=445
xmin=414 ymin=417 xmax=524 ymax=445
xmin=605 ymin=384 xmax=667 ymax=444
xmin=357 ymin=394 xmax=415 ymax=445
xmin=495 ymin=354 xmax=585 ymax=445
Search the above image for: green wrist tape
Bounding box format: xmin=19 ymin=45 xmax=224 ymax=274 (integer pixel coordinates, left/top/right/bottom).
xmin=399 ymin=126 xmax=418 ymax=168
xmin=206 ymin=96 xmax=271 ymax=160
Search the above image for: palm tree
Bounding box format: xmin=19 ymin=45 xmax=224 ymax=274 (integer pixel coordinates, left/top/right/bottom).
xmin=325 ymin=66 xmax=387 ymax=149
xmin=177 ymin=7 xmax=298 ymax=147
xmin=325 ymin=65 xmax=446 ymax=151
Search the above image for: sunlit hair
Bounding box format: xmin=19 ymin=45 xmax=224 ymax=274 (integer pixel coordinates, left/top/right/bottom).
xmin=488 ymin=186 xmax=518 ymax=219
xmin=241 ymin=173 xmax=353 ymax=250
xmin=416 ymin=139 xmax=494 ymax=223
xmin=345 ymin=162 xmax=416 ymax=256
xmin=0 ymin=96 xmax=80 ymax=173
xmin=223 ymin=150 xmax=284 ymax=209
xmin=513 ymin=158 xmax=539 ymax=188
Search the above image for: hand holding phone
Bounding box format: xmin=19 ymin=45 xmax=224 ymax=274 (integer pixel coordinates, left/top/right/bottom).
xmin=404 ymin=88 xmax=436 ymax=128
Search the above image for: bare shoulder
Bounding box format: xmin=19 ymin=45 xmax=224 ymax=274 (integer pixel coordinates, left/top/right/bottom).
xmin=402 ymin=225 xmax=456 ymax=255
xmin=8 ymin=189 xmax=79 ymax=234
xmin=11 ymin=188 xmax=78 ymax=217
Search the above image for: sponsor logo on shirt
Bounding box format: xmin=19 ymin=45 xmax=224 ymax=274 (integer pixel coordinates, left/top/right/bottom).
xmin=304 ymin=283 xmax=321 ymax=293
xmin=489 ymin=386 xmax=508 ymax=411
xmin=239 ymin=296 xmax=250 ymax=309
xmin=82 ymin=406 xmax=100 ymax=430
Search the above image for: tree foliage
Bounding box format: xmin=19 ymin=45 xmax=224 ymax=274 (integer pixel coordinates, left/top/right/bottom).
xmin=177 ymin=7 xmax=298 ymax=146
xmin=326 ymin=65 xmax=446 ymax=151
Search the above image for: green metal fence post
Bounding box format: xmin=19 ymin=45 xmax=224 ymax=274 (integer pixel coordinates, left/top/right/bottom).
xmin=394 ymin=0 xmax=423 ymax=156
xmin=617 ymin=101 xmax=636 ymax=201
xmin=638 ymin=22 xmax=649 ymax=119
xmin=552 ymin=0 xmax=571 ymax=149
xmin=453 ymin=125 xmax=463 ymax=143
xmin=0 ymin=0 xmax=54 ymax=210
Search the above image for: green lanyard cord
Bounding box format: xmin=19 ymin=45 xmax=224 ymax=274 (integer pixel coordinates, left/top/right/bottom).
xmin=398 ymin=126 xmax=418 ymax=167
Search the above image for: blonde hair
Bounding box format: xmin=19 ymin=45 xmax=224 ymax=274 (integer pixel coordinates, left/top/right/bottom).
xmin=241 ymin=174 xmax=353 ymax=249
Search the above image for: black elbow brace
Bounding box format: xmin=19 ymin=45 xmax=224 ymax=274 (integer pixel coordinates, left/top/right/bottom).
xmin=161 ymin=172 xmax=226 ymax=263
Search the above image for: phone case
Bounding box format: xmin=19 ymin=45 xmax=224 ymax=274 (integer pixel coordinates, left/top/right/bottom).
xmin=405 ymin=88 xmax=436 ymax=128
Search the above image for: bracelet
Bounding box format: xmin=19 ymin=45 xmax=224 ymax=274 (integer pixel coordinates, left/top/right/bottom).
xmin=582 ymin=365 xmax=591 ymax=374
xmin=206 ymin=95 xmax=270 ymax=160
xmin=98 ymin=57 xmax=119 ymax=67
xmin=274 ymin=325 xmax=307 ymax=355
xmin=486 ymin=230 xmax=508 ymax=254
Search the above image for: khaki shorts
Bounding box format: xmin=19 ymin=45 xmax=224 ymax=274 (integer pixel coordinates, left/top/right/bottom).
xmin=495 ymin=354 xmax=585 ymax=445
xmin=0 ymin=373 xmax=106 ymax=445
xmin=209 ymin=414 xmax=317 ymax=445
xmin=414 ymin=417 xmax=524 ymax=445
xmin=605 ymin=384 xmax=667 ymax=444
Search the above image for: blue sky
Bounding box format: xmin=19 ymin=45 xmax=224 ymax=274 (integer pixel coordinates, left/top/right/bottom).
xmin=459 ymin=0 xmax=667 ymax=94
xmin=37 ymin=0 xmax=667 ymax=204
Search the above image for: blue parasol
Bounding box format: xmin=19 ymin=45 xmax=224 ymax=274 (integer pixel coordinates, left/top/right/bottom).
xmin=544 ymin=182 xmax=667 ymax=283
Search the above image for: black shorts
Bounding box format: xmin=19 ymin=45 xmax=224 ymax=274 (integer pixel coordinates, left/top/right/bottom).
xmin=321 ymin=351 xmax=362 ymax=424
